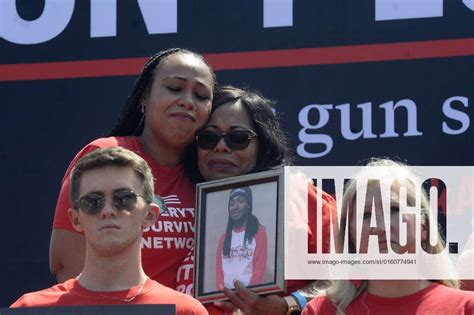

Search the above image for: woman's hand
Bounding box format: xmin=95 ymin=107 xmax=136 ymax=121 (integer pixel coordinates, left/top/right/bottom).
xmin=213 ymin=280 xmax=288 ymax=315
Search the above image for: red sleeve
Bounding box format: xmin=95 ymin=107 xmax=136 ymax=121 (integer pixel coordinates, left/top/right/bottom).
xmin=284 ymin=185 xmax=336 ymax=294
xmin=215 ymin=234 xmax=225 ymax=290
xmin=302 ymin=296 xmax=337 ymax=315
xmin=52 ymin=143 xmax=100 ymax=230
xmin=307 ymin=183 xmax=336 ymax=254
xmin=10 ymin=295 xmax=28 ymax=308
xmin=250 ymin=225 xmax=267 ymax=285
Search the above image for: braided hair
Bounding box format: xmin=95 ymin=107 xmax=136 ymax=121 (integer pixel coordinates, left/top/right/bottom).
xmin=223 ymin=214 xmax=261 ymax=258
xmin=109 ymin=48 xmax=216 ymax=136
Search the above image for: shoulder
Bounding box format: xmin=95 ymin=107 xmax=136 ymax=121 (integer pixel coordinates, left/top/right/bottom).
xmin=73 ymin=136 xmax=137 ymax=160
xmin=302 ymin=295 xmax=336 ymax=315
xmin=308 ymin=184 xmax=336 ymax=208
xmin=10 ymin=280 xmax=74 ymax=308
xmin=257 ymin=225 xmax=267 ymax=237
xmin=70 ymin=136 xmax=142 ymax=164
xmin=147 ymin=281 xmax=207 ymax=314
xmin=408 ymin=283 xmax=474 ymax=313
xmin=217 ymin=232 xmax=226 ymax=246
xmin=427 ymin=283 xmax=474 ymax=301
xmin=88 ymin=136 xmax=138 ymax=150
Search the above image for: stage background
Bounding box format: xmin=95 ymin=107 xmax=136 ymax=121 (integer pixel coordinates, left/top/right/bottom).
xmin=1 ymin=0 xmax=472 ymax=306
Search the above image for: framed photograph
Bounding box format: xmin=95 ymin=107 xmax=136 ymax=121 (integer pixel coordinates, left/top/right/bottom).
xmin=194 ymin=168 xmax=285 ymax=303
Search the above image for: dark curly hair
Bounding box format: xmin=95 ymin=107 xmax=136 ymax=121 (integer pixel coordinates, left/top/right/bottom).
xmin=184 ymin=85 xmax=293 ymax=182
xmin=109 ymin=48 xmax=216 ymax=136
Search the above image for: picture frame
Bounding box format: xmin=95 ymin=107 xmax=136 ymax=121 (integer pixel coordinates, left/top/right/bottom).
xmin=194 ymin=168 xmax=285 ymax=303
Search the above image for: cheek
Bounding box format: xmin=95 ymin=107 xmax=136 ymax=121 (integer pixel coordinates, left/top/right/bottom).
xmin=240 ymin=143 xmax=258 ymax=172
xmin=238 ymin=152 xmax=257 ymax=173
xmin=197 ymin=149 xmax=208 ymax=174
xmin=196 ymin=102 xmax=212 ymax=126
xmin=147 ymin=88 xmax=167 ymax=110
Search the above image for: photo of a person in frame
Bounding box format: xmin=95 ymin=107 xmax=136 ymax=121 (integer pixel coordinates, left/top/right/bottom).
xmin=216 ymin=186 xmax=268 ymax=290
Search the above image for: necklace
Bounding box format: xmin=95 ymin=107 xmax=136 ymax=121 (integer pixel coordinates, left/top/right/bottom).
xmin=78 ymin=275 xmax=148 ymax=303
xmin=92 ymin=281 xmax=146 ymax=302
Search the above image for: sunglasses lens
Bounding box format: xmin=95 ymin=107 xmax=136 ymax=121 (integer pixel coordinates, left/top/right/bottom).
xmin=77 ymin=191 xmax=139 ymax=214
xmin=78 ymin=194 xmax=104 ymax=215
xmin=226 ymin=131 xmax=252 ymax=150
xmin=197 ymin=131 xmax=219 ymax=150
xmin=113 ymin=191 xmax=138 ymax=211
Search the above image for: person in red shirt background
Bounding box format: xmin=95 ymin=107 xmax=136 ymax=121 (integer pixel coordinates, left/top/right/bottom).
xmin=302 ymin=159 xmax=474 ymax=315
xmin=49 ymin=48 xmax=216 ymax=289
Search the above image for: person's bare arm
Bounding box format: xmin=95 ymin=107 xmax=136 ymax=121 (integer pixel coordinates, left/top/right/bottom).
xmin=49 ymin=229 xmax=86 ymax=283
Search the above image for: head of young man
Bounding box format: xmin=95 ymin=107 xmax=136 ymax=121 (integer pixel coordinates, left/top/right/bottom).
xmin=227 ymin=187 xmax=253 ymax=227
xmin=68 ymin=147 xmax=159 ymax=256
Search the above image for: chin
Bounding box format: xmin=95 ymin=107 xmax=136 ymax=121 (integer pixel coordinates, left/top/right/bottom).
xmin=205 ymin=171 xmax=238 ymax=181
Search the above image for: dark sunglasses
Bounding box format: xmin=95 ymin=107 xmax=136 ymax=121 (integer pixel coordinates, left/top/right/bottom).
xmin=196 ymin=129 xmax=257 ymax=151
xmin=74 ymin=190 xmax=149 ymax=215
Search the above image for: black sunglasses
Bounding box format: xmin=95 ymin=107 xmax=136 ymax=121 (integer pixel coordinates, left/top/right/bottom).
xmin=74 ymin=190 xmax=149 ymax=215
xmin=196 ymin=129 xmax=257 ymax=151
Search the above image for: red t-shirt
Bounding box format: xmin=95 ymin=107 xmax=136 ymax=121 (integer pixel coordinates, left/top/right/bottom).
xmin=53 ymin=136 xmax=196 ymax=288
xmin=175 ymin=184 xmax=335 ymax=294
xmin=215 ymin=225 xmax=267 ymax=290
xmin=302 ymin=283 xmax=474 ymax=315
xmin=10 ymin=278 xmax=207 ymax=314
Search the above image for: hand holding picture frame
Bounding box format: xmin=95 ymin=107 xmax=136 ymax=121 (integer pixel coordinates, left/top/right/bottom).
xmin=194 ymin=168 xmax=285 ymax=303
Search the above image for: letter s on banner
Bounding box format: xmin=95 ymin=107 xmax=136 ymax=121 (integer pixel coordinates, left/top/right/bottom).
xmin=0 ymin=0 xmax=75 ymax=44
xmin=297 ymin=104 xmax=333 ymax=158
xmin=463 ymin=0 xmax=474 ymax=11
xmin=442 ymin=96 xmax=470 ymax=135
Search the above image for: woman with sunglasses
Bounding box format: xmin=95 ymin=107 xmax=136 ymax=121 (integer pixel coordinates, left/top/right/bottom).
xmin=49 ymin=48 xmax=216 ymax=289
xmin=302 ymin=159 xmax=474 ymax=315
xmin=177 ymin=85 xmax=335 ymax=314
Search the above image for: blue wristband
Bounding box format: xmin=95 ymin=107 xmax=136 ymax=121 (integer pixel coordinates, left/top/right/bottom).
xmin=291 ymin=290 xmax=307 ymax=309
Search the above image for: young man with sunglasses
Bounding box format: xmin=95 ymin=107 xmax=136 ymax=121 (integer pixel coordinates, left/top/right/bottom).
xmin=11 ymin=147 xmax=207 ymax=314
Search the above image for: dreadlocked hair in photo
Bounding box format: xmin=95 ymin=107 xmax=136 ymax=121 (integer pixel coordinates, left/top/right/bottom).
xmin=222 ymin=214 xmax=261 ymax=258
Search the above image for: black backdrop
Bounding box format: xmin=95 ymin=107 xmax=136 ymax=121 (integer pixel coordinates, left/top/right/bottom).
xmin=1 ymin=0 xmax=472 ymax=306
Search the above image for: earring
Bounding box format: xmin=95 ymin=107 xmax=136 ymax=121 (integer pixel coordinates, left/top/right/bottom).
xmin=140 ymin=103 xmax=146 ymax=114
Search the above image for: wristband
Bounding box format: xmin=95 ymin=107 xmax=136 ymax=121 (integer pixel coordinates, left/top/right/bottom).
xmin=283 ymin=296 xmax=301 ymax=315
xmin=291 ymin=290 xmax=308 ymax=310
